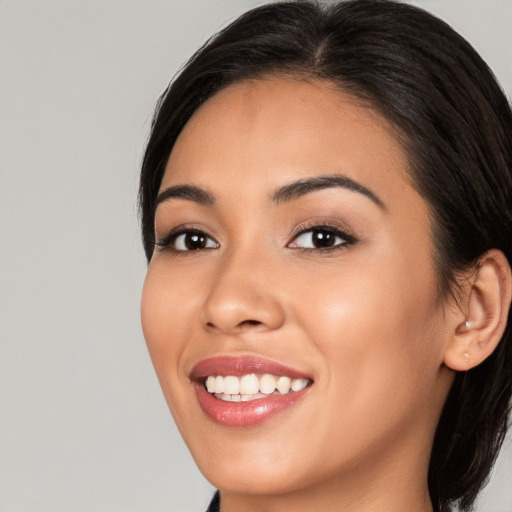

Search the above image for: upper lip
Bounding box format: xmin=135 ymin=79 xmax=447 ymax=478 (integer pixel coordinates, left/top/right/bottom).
xmin=190 ymin=356 xmax=313 ymax=381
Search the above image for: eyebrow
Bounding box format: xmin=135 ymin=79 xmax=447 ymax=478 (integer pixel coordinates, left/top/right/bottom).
xmin=271 ymin=174 xmax=386 ymax=209
xmin=154 ymin=184 xmax=215 ymax=211
xmin=154 ymin=173 xmax=385 ymax=212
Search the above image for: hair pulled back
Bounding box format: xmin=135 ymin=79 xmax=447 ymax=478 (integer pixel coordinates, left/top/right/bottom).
xmin=139 ymin=1 xmax=512 ymax=509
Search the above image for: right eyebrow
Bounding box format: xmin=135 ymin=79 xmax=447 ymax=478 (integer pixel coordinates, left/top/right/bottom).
xmin=271 ymin=174 xmax=386 ymax=210
xmin=154 ymin=184 xmax=216 ymax=212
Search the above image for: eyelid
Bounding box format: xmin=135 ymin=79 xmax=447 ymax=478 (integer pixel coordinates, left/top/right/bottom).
xmin=287 ymin=220 xmax=358 ymax=250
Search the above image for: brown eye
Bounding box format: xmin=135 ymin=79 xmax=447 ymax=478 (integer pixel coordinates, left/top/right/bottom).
xmin=183 ymin=233 xmax=208 ymax=250
xmin=168 ymin=230 xmax=219 ymax=252
xmin=288 ymin=226 xmax=354 ymax=251
xmin=310 ymin=229 xmax=337 ymax=248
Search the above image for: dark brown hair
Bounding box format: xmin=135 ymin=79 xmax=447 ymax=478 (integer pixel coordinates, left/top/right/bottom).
xmin=139 ymin=1 xmax=512 ymax=509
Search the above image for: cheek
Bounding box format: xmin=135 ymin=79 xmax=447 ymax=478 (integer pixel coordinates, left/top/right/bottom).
xmin=141 ymin=268 xmax=168 ymax=359
xmin=140 ymin=264 xmax=193 ymax=402
xmin=141 ymin=260 xmax=200 ymax=347
xmin=141 ymin=263 xmax=212 ymax=441
xmin=294 ymin=249 xmax=445 ymax=418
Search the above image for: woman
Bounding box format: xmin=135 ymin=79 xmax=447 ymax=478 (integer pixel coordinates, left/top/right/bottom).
xmin=139 ymin=1 xmax=512 ymax=511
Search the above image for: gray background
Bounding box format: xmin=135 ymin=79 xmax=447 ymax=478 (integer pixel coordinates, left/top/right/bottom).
xmin=0 ymin=1 xmax=510 ymax=511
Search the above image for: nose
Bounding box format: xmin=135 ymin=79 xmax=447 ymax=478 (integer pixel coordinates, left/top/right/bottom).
xmin=202 ymin=249 xmax=285 ymax=335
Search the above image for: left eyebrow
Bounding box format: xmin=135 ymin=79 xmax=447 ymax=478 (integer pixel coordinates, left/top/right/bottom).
xmin=154 ymin=184 xmax=216 ymax=212
xmin=271 ymin=174 xmax=386 ymax=210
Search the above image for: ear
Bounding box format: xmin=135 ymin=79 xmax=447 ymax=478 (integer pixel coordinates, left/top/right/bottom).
xmin=444 ymin=249 xmax=512 ymax=371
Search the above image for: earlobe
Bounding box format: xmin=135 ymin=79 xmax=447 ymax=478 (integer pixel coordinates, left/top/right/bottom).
xmin=444 ymin=249 xmax=512 ymax=372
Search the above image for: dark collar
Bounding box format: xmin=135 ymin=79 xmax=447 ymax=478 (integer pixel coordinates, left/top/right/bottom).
xmin=206 ymin=491 xmax=220 ymax=512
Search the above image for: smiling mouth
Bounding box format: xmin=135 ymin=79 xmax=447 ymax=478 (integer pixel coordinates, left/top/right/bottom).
xmin=191 ymin=356 xmax=314 ymax=426
xmin=204 ymin=373 xmax=312 ymax=402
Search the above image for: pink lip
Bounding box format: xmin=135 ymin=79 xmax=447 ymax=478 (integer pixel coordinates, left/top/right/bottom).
xmin=190 ymin=356 xmax=312 ymax=380
xmin=190 ymin=356 xmax=313 ymax=427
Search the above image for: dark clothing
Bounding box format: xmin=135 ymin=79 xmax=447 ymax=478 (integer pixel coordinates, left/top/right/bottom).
xmin=206 ymin=491 xmax=220 ymax=512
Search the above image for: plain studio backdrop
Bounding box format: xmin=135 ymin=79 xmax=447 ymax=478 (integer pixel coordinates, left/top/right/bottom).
xmin=0 ymin=1 xmax=510 ymax=511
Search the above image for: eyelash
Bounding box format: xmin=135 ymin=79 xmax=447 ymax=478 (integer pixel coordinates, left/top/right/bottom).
xmin=154 ymin=222 xmax=357 ymax=255
xmin=288 ymin=221 xmax=357 ymax=253
xmin=155 ymin=226 xmax=219 ymax=254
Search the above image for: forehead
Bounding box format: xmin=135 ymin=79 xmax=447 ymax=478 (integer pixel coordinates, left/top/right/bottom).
xmin=161 ymin=78 xmax=414 ymax=208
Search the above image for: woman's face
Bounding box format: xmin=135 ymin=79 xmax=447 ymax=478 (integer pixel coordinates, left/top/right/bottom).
xmin=141 ymin=78 xmax=454 ymax=496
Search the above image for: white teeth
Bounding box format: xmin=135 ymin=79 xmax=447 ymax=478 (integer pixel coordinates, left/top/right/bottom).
xmin=217 ymin=392 xmax=265 ymax=401
xmin=223 ymin=375 xmax=240 ymax=395
xmin=260 ymin=374 xmax=277 ymax=394
xmin=240 ymin=374 xmax=259 ymax=394
xmin=206 ymin=376 xmax=216 ymax=393
xmin=291 ymin=378 xmax=309 ymax=392
xmin=205 ymin=374 xmax=311 ymax=401
xmin=214 ymin=375 xmax=224 ymax=394
xmin=276 ymin=376 xmax=292 ymax=394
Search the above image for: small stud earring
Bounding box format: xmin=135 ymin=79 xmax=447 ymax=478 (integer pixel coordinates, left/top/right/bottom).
xmin=464 ymin=351 xmax=470 ymax=363
xmin=465 ymin=321 xmax=471 ymax=329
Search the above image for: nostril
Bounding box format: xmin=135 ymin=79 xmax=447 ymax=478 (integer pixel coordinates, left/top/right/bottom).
xmin=205 ymin=320 xmax=265 ymax=334
xmin=235 ymin=319 xmax=265 ymax=332
xmin=205 ymin=318 xmax=264 ymax=333
xmin=206 ymin=320 xmax=262 ymax=328
xmin=242 ymin=320 xmax=262 ymax=326
xmin=238 ymin=319 xmax=265 ymax=330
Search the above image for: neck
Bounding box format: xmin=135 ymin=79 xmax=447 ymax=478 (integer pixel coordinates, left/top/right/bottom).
xmin=218 ymin=428 xmax=435 ymax=512
xmin=220 ymin=479 xmax=433 ymax=512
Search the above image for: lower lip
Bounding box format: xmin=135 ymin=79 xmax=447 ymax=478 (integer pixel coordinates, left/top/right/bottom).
xmin=194 ymin=384 xmax=310 ymax=427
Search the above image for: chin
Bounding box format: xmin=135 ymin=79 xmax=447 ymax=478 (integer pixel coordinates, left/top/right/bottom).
xmin=183 ymin=430 xmax=310 ymax=495
xmin=201 ymin=460 xmax=308 ymax=496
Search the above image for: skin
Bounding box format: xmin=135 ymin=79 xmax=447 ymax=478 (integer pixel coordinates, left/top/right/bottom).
xmin=141 ymin=78 xmax=468 ymax=512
